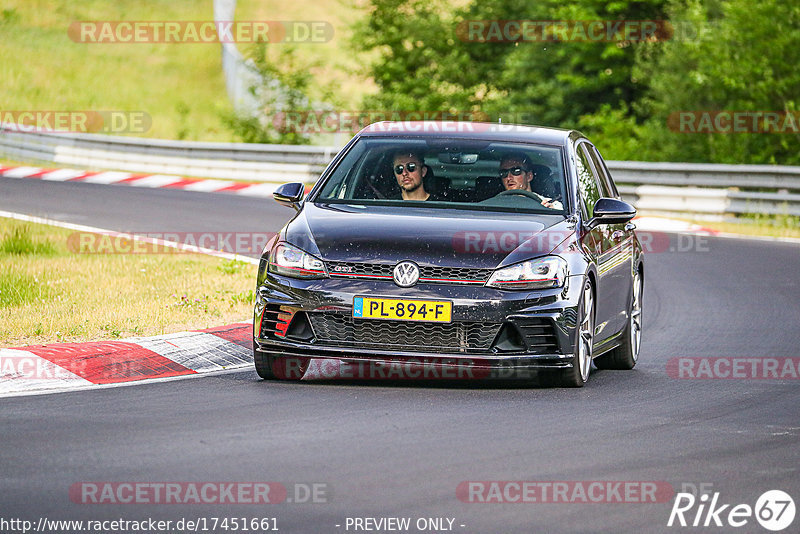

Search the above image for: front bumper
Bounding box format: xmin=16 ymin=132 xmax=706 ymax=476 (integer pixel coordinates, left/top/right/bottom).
xmin=253 ymin=273 xmax=584 ymax=372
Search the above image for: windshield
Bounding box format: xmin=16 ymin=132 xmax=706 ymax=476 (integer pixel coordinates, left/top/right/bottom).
xmin=313 ymin=138 xmax=568 ymax=214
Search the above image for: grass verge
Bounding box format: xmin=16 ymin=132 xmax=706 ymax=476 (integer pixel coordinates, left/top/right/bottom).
xmin=0 ymin=217 xmax=255 ymax=348
xmin=1 ymin=0 xmax=232 ymax=141
xmin=236 ymin=0 xmax=373 ymax=109
xmin=2 ymin=0 xmax=372 ymax=141
xmin=669 ymin=214 xmax=800 ymax=239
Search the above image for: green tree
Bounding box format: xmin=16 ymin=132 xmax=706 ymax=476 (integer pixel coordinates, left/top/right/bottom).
xmin=352 ymin=0 xmax=480 ymax=112
xmin=482 ymin=0 xmax=668 ymax=126
xmin=223 ymin=44 xmax=339 ymax=145
xmin=353 ymin=0 xmax=798 ymax=164
xmin=634 ymin=0 xmax=800 ymax=164
xmin=354 ymin=0 xmax=668 ymax=125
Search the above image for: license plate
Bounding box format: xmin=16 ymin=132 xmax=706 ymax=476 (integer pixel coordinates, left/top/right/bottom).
xmin=353 ymin=296 xmax=452 ymax=323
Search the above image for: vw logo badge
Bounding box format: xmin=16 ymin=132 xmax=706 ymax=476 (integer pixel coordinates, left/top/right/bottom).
xmin=393 ymin=261 xmax=420 ymax=287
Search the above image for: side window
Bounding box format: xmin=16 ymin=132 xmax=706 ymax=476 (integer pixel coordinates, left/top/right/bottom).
xmin=586 ymin=145 xmax=618 ymax=198
xmin=575 ymin=144 xmax=602 ymax=218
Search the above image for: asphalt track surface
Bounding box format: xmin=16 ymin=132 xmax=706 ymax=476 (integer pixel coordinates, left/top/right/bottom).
xmin=2 ymin=177 xmax=799 ymax=533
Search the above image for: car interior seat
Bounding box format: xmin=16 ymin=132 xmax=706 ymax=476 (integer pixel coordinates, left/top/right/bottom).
xmin=475 ymin=175 xmax=505 ymax=201
xmin=358 ymin=157 xmax=401 ymax=199
xmin=423 ymin=166 xmax=452 ymax=200
xmin=529 ymin=164 xmax=562 ymax=201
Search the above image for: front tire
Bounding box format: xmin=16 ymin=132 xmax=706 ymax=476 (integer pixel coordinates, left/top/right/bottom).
xmin=595 ymin=268 xmax=642 ymax=370
xmin=253 ymin=342 xmax=275 ymax=379
xmin=253 ymin=343 xmax=310 ymax=381
xmin=559 ymin=278 xmax=594 ymax=387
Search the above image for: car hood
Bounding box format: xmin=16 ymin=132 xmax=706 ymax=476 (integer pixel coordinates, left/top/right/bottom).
xmin=284 ymin=202 xmax=576 ymax=269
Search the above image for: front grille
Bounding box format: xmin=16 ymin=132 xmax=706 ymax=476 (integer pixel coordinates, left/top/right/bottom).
xmin=326 ymin=261 xmax=492 ymax=285
xmin=327 ymin=261 xmax=394 ymax=278
xmin=515 ymin=318 xmax=560 ymax=354
xmin=307 ymin=312 xmax=502 ymax=353
xmin=419 ymin=266 xmax=493 ymax=283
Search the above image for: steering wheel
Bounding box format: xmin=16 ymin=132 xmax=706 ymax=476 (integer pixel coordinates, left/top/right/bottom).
xmin=497 ymin=189 xmax=549 ymax=204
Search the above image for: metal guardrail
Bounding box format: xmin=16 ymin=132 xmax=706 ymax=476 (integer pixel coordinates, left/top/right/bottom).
xmin=611 ymin=162 xmax=800 ymax=217
xmin=0 ymin=125 xmax=334 ymax=182
xmin=2 ymin=124 xmax=799 ymax=217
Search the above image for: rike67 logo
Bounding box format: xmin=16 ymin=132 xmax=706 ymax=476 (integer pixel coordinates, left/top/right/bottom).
xmin=668 ymin=490 xmax=795 ymax=531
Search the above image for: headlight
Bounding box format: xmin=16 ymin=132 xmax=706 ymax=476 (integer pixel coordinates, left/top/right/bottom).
xmin=486 ymin=256 xmax=567 ymax=290
xmin=268 ymin=242 xmax=327 ymax=279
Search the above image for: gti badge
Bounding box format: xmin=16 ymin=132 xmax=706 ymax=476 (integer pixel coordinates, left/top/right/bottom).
xmin=393 ymin=261 xmax=420 ymax=287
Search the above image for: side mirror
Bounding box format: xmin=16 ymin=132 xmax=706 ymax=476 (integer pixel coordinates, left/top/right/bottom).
xmin=587 ymin=197 xmax=636 ymax=228
xmin=273 ymin=182 xmax=305 ymax=211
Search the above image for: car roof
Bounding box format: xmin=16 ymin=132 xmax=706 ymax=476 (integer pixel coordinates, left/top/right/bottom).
xmin=356 ymin=121 xmax=583 ymax=146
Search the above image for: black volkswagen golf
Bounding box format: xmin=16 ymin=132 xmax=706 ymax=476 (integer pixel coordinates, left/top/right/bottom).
xmin=253 ymin=122 xmax=644 ymax=386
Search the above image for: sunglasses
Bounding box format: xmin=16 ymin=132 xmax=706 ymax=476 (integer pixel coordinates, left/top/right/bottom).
xmin=394 ymin=163 xmax=418 ymax=174
xmin=498 ymin=167 xmax=527 ymax=178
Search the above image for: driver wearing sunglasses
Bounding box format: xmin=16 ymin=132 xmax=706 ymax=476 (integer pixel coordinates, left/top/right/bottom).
xmin=498 ymin=153 xmax=562 ymax=209
xmin=393 ymin=151 xmax=431 ymax=201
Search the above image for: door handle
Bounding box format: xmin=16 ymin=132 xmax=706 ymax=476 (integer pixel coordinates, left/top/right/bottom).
xmin=611 ymin=230 xmax=625 ymax=241
xmin=624 ymin=222 xmax=636 ymax=231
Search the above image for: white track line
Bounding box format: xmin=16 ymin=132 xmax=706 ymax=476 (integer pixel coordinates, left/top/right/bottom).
xmin=0 ymin=210 xmax=259 ymax=265
xmin=0 ymin=366 xmax=251 ymax=399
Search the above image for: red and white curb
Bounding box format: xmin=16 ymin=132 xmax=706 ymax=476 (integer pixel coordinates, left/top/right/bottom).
xmin=0 ymin=323 xmax=254 ymax=398
xmin=0 ymin=164 xmax=311 ymax=197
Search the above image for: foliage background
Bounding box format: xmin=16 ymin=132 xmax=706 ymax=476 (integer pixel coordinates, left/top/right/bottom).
xmin=351 ymin=0 xmax=800 ymax=164
xmin=1 ymin=0 xmax=796 ymax=162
